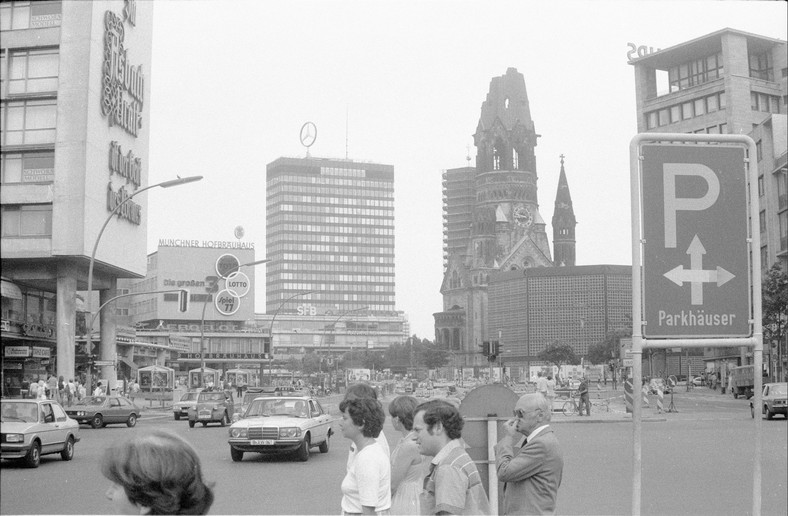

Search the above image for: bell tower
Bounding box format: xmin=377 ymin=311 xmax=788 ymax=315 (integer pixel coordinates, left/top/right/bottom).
xmin=552 ymin=154 xmax=577 ymax=266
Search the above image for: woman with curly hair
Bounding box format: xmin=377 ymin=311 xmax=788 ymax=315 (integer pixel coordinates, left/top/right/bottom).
xmin=101 ymin=429 xmax=214 ymax=514
xmin=339 ymin=397 xmax=391 ymax=515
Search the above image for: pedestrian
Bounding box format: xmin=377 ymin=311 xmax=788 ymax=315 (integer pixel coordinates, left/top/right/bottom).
xmin=495 ymin=392 xmax=564 ymax=515
xmin=94 ymin=381 xmax=104 ymax=397
xmin=339 ymin=397 xmax=391 ymax=515
xmin=577 ymin=377 xmax=591 ymax=416
xmin=535 ymin=371 xmax=548 ymax=398
xmin=413 ymin=399 xmax=491 ymax=515
xmin=29 ymin=377 xmax=39 ymax=399
xmin=57 ymin=375 xmax=66 ymax=403
xmin=21 ymin=377 xmax=30 ymax=399
xmin=546 ymin=374 xmax=556 ymax=413
xmin=65 ymin=379 xmax=75 ymax=406
xmin=78 ymin=380 xmax=87 ymax=400
xmin=344 ymin=383 xmax=390 ymax=465
xmin=37 ymin=380 xmax=47 ymax=400
xmin=101 ymin=429 xmax=214 ymax=514
xmin=46 ymin=373 xmax=58 ymax=401
xmin=389 ymin=395 xmax=427 ymax=515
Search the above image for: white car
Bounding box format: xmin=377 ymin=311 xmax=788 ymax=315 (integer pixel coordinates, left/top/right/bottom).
xmin=1 ymin=399 xmax=81 ymax=468
xmin=228 ymin=396 xmax=333 ymax=462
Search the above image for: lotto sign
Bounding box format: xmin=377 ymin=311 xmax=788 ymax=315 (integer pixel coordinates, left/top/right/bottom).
xmin=641 ymin=144 xmax=750 ymax=338
xmin=225 ymin=271 xmax=250 ymax=297
xmin=215 ymin=253 xmax=240 ymax=279
xmin=214 ymin=288 xmax=241 ymax=316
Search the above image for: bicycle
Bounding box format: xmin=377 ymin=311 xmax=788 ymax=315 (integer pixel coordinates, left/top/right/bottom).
xmin=562 ymin=391 xmax=582 ymax=416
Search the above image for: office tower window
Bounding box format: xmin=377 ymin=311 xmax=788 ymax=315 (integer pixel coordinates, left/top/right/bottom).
xmin=758 ymin=175 xmax=764 ymax=197
xmin=759 ymin=210 xmax=767 ymax=234
xmin=777 ymin=171 xmax=787 ymax=210
xmin=658 ymin=109 xmax=669 ymax=126
xmin=707 ymin=94 xmax=718 ymax=113
xmin=749 ymin=52 xmax=774 ymax=81
xmin=1 ymin=204 xmax=53 ymax=236
xmin=682 ymin=102 xmax=693 ymax=120
xmin=760 ymin=246 xmax=768 ymax=271
xmin=1 ymin=152 xmax=55 ymax=183
xmin=670 ymin=105 xmax=681 ymax=123
xmin=756 ymin=140 xmax=763 ymax=161
xmin=647 ymin=111 xmax=658 ymax=129
xmin=0 ymin=1 xmax=62 ymax=31
xmin=669 ymin=52 xmax=723 ymax=92
xmin=1 ymin=99 xmax=57 ymax=145
xmin=694 ymin=98 xmax=706 ymax=116
xmin=751 ymin=92 xmax=781 ymax=113
xmin=779 ymin=211 xmax=787 ymax=252
xmin=7 ymin=48 xmax=59 ymax=94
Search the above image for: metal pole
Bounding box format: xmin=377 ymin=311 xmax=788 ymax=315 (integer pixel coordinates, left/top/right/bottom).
xmin=85 ymin=176 xmax=202 ymax=394
xmin=629 ymin=135 xmax=644 ymax=516
xmin=267 ymin=290 xmax=313 ymax=386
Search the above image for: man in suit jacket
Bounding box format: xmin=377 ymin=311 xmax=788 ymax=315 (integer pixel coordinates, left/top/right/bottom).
xmin=495 ymin=393 xmax=564 ymax=515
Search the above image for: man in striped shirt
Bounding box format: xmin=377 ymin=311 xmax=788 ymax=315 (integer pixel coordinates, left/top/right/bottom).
xmin=413 ymin=400 xmax=491 ymax=515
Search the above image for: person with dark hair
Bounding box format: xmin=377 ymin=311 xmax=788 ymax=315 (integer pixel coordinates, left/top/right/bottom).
xmin=101 ymin=429 xmax=214 ymax=514
xmin=389 ymin=395 xmax=426 ymax=515
xmin=413 ymin=400 xmax=490 ymax=515
xmin=344 ymin=382 xmax=390 ymax=464
xmin=495 ymin=393 xmax=564 ymax=515
xmin=339 ymin=397 xmax=391 ymax=515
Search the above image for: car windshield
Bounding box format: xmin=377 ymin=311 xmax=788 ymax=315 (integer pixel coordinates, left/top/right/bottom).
xmin=198 ymin=392 xmax=226 ymax=402
xmin=769 ymin=384 xmax=787 ymax=396
xmin=180 ymin=392 xmax=200 ymax=402
xmin=245 ymin=398 xmax=308 ymax=418
xmin=1 ymin=401 xmax=38 ymax=423
xmin=83 ymin=396 xmax=107 ymax=406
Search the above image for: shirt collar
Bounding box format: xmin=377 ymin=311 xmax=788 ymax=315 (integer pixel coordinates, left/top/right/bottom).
xmin=526 ymin=424 xmax=549 ymax=443
xmin=431 ymin=438 xmax=462 ymax=466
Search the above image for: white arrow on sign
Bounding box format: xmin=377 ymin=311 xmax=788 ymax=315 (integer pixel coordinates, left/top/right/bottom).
xmin=663 ymin=235 xmax=734 ymax=305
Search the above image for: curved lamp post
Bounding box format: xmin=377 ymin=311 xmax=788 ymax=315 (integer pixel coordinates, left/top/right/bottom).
xmin=266 ymin=290 xmax=314 ymax=385
xmin=199 ymin=258 xmax=270 ymax=387
xmin=319 ymin=306 xmax=368 ymax=390
xmin=85 ymin=175 xmax=202 ymax=393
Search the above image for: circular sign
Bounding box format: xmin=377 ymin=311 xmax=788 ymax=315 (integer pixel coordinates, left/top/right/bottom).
xmin=225 ymin=271 xmax=250 ymax=297
xmin=234 ymin=226 xmax=245 ymax=239
xmin=299 ymin=121 xmax=317 ymax=148
xmin=214 ymin=288 xmax=241 ymax=316
xmin=215 ymin=253 xmax=240 ymax=279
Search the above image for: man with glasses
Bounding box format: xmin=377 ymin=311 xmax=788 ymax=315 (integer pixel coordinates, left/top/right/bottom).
xmin=495 ymin=393 xmax=564 ymax=515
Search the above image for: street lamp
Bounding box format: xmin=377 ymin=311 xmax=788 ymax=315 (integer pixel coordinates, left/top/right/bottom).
xmin=199 ymin=258 xmax=270 ymax=387
xmin=319 ymin=306 xmax=368 ymax=391
xmin=85 ymin=175 xmax=202 ymax=393
xmin=267 ymin=290 xmax=314 ymax=386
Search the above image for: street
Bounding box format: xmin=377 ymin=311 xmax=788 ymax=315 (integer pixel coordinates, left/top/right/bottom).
xmin=1 ymin=389 xmax=786 ymax=515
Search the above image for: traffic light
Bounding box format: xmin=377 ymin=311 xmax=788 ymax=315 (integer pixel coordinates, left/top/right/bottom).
xmin=263 ymin=336 xmax=271 ymax=355
xmin=480 ymin=341 xmax=490 ymax=356
xmin=491 ymin=340 xmax=500 ymax=356
xmin=178 ymin=289 xmax=190 ymax=312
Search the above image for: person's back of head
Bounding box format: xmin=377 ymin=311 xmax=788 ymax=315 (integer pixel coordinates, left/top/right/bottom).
xmin=344 ymin=382 xmax=377 ymax=401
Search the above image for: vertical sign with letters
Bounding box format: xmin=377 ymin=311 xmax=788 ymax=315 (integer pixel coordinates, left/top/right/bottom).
xmin=641 ymin=144 xmax=750 ymax=338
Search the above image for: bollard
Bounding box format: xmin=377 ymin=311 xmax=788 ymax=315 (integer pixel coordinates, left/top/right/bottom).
xmin=656 ymin=388 xmax=663 ymax=413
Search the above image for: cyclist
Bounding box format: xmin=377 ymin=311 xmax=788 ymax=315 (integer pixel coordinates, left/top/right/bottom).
xmin=577 ymin=377 xmax=591 ymax=416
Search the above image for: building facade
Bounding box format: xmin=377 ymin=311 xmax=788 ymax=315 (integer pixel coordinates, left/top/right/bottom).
xmin=434 ymin=68 xmax=577 ymax=365
xmin=630 ymin=28 xmax=787 ymax=379
xmin=1 ymin=0 xmax=153 ymax=394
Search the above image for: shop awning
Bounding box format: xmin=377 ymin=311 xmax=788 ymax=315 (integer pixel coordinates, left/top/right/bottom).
xmin=1 ymin=279 xmax=23 ymax=300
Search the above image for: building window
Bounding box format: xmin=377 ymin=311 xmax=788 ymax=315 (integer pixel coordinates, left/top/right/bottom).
xmin=760 ymin=246 xmax=768 ymax=271
xmin=7 ymin=48 xmax=58 ymax=94
xmin=758 ymin=175 xmax=764 ymax=197
xmin=719 ymin=123 xmax=727 ymax=134
xmin=512 ymin=148 xmax=519 ymax=170
xmin=707 ymin=95 xmax=718 ymax=113
xmin=751 ymin=92 xmax=781 ymax=113
xmin=681 ymin=102 xmax=693 ymax=120
xmin=1 ymin=152 xmax=54 ymax=183
xmin=647 ymin=111 xmax=658 ymax=129
xmin=759 ymin=210 xmax=767 ymax=234
xmin=779 ymin=211 xmax=787 ymax=252
xmin=0 ymin=1 xmax=62 ymax=31
xmin=749 ymin=52 xmax=773 ymax=81
xmin=694 ymin=98 xmax=706 ymax=116
xmin=658 ymin=109 xmax=669 ymax=126
xmin=1 ymin=204 xmax=53 ymax=236
xmin=669 ymin=52 xmax=723 ymax=92
xmin=756 ymin=140 xmax=762 ymax=162
xmin=1 ymin=99 xmax=57 ymax=145
xmin=777 ymin=170 xmax=787 ymax=210
xmin=670 ymin=105 xmax=681 ymax=123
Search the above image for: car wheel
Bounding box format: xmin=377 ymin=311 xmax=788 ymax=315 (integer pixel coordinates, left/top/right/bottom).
xmin=174 ymin=413 xmax=180 ymax=421
xmin=201 ymin=421 xmax=208 ymax=427
xmin=220 ymin=412 xmax=228 ymax=427
xmin=126 ymin=413 xmax=137 ymax=427
xmin=230 ymin=447 xmax=244 ymax=462
xmin=297 ymin=435 xmax=310 ymax=462
xmin=91 ymin=414 xmax=104 ymax=429
xmin=61 ymin=436 xmax=75 ymax=461
xmin=319 ymin=434 xmax=330 ymax=453
xmin=751 ymin=404 xmax=755 ymax=418
xmin=25 ymin=440 xmax=41 ymax=468
xmin=766 ymin=407 xmax=774 ymax=420
xmin=188 ymin=420 xmax=195 ymax=428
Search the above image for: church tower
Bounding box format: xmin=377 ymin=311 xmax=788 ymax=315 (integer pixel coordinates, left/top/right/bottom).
xmin=552 ymin=155 xmax=577 ymax=266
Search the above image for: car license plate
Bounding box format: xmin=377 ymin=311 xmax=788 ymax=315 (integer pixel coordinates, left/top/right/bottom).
xmin=199 ymin=414 xmax=210 ymax=419
xmin=250 ymin=439 xmax=275 ymax=445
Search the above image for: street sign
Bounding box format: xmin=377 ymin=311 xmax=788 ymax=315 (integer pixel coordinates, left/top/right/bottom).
xmin=214 ymin=288 xmax=240 ymax=316
xmin=641 ymin=144 xmax=750 ymax=338
xmin=93 ymin=360 xmax=114 ymax=366
xmin=225 ymin=271 xmax=250 ymax=297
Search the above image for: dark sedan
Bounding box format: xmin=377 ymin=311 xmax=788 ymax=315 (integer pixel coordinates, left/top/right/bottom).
xmin=65 ymin=395 xmax=141 ymax=428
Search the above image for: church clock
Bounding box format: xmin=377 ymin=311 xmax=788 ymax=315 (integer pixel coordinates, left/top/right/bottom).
xmin=513 ymin=206 xmax=534 ymax=228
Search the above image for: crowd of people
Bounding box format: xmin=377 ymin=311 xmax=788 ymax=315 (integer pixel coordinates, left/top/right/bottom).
xmin=98 ymin=381 xmax=564 ymax=515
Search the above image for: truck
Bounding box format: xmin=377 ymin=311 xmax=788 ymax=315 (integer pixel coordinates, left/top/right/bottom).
xmin=729 ymin=365 xmax=754 ymax=399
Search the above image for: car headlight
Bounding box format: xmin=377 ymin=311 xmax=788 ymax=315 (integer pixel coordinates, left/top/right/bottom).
xmin=6 ymin=434 xmax=24 ymax=443
xmin=77 ymin=411 xmax=86 ymax=417
xmin=279 ymin=427 xmax=301 ymax=439
xmin=229 ymin=427 xmax=248 ymax=439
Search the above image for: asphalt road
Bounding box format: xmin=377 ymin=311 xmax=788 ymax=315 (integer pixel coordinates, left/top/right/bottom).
xmin=1 ymin=389 xmax=786 ymax=515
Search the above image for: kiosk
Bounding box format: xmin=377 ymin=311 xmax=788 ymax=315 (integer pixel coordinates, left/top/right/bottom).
xmin=189 ymin=367 xmax=219 ymax=389
xmin=137 ymin=365 xmax=175 ymax=392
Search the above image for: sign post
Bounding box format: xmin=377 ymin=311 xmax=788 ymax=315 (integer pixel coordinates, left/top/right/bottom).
xmin=630 ymin=133 xmax=763 ymax=516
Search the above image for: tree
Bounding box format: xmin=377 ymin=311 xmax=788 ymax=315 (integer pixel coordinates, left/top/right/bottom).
xmin=763 ymin=262 xmax=788 ymax=381
xmin=587 ymin=328 xmax=631 ymax=365
xmin=538 ymin=341 xmax=580 ymax=373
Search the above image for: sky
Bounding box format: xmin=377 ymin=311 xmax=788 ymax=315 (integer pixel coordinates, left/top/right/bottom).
xmin=146 ymin=0 xmax=787 ymax=339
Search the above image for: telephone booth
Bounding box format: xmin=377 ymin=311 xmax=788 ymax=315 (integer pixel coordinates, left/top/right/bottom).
xmin=189 ymin=367 xmax=219 ymax=389
xmin=137 ymin=365 xmax=175 ymax=392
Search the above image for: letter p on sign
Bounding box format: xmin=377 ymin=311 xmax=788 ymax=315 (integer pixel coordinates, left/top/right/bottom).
xmin=663 ymin=163 xmax=720 ymax=249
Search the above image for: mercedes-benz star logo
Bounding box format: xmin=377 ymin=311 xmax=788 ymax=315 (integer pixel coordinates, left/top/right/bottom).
xmin=300 ymin=122 xmax=317 ymax=148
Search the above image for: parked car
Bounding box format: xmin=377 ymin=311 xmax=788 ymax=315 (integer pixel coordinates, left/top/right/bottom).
xmin=66 ymin=395 xmax=141 ymax=429
xmin=750 ymin=382 xmax=788 ymax=420
xmin=173 ymin=390 xmax=202 ymax=420
xmin=1 ymin=398 xmax=80 ymax=468
xmin=691 ymin=377 xmax=704 ymax=387
xmin=228 ymin=395 xmax=333 ymax=462
xmin=188 ymin=390 xmax=234 ymax=427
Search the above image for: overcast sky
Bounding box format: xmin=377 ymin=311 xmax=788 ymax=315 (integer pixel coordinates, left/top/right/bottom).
xmin=146 ymin=0 xmax=787 ymax=339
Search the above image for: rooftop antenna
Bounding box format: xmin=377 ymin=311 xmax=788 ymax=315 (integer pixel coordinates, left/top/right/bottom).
xmin=345 ymin=105 xmax=349 ymax=159
xmin=466 ymin=144 xmax=472 ymax=165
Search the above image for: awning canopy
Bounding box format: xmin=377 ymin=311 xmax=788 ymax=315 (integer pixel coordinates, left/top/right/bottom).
xmin=1 ymin=279 xmax=23 ymax=300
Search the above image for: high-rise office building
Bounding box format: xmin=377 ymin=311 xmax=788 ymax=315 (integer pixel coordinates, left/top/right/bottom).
xmin=265 ymin=157 xmax=396 ymax=316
